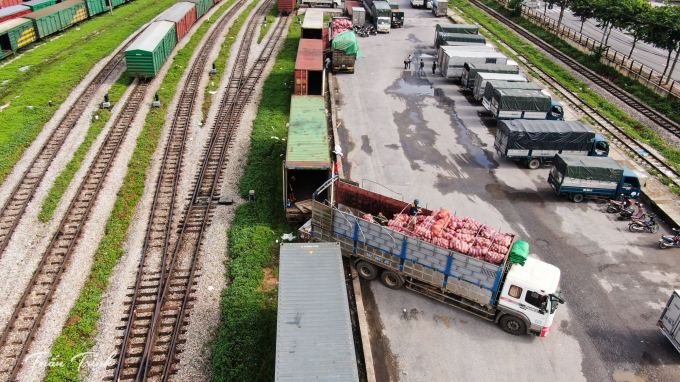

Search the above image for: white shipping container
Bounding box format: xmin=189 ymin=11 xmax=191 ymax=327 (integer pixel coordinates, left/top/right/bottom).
xmin=441 ymin=50 xmax=508 ymax=79
xmin=437 ymin=45 xmax=495 ymax=75
xmin=351 ymin=7 xmax=365 ymax=26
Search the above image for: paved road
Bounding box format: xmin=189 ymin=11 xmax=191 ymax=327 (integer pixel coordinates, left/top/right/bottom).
xmin=334 ymin=2 xmax=680 ymax=381
xmin=538 ymin=4 xmax=680 ymax=82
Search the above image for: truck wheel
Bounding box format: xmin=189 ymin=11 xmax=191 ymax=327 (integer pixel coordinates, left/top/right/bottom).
xmin=527 ymin=158 xmax=541 ymax=170
xmin=356 ymin=261 xmax=379 ymax=280
xmin=380 ymin=270 xmax=404 ymax=290
xmin=571 ymin=194 xmax=584 ymax=203
xmin=499 ymin=314 xmax=526 ymax=336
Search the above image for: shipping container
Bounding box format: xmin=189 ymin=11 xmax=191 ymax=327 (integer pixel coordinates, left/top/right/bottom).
xmin=461 ymin=63 xmax=519 ymax=89
xmin=344 ymin=0 xmax=360 ymax=14
xmin=157 ymin=1 xmax=196 ymax=41
xmin=472 ymin=72 xmax=528 ymax=100
xmin=0 ymin=18 xmax=35 ymax=56
xmin=278 ymin=0 xmax=294 ymax=13
xmin=284 ymin=95 xmax=330 ymax=220
xmin=0 ymin=0 xmax=23 ymax=8
xmin=110 ymin=0 xmax=125 ymax=8
xmin=276 ymin=242 xmax=359 ymax=382
xmin=482 ymin=81 xmax=542 ymax=110
xmin=23 ymin=0 xmax=88 ymax=38
xmin=436 ymin=45 xmax=494 ymax=76
xmin=185 ymin=0 xmax=213 ymax=19
xmin=22 ymin=0 xmax=57 ymax=12
xmin=295 ymin=38 xmax=324 ymax=95
xmin=125 ymin=20 xmax=177 ymax=77
xmin=440 ymin=49 xmax=508 ymax=78
xmin=301 ymin=10 xmax=323 ymax=39
xmin=0 ymin=5 xmax=29 ymax=23
xmin=84 ymin=0 xmax=108 ymax=16
xmin=349 ymin=6 xmax=365 ymax=26
xmin=434 ymin=31 xmax=485 ymax=49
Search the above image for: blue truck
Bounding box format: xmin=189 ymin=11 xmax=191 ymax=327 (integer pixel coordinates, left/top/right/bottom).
xmin=489 ymin=88 xmax=564 ymax=121
xmin=494 ymin=120 xmax=609 ymax=169
xmin=548 ymin=154 xmax=641 ymax=203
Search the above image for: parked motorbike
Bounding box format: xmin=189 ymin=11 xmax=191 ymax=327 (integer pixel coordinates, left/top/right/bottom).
xmin=629 ymin=214 xmax=659 ymax=233
xmin=659 ymin=228 xmax=680 ymax=249
xmin=607 ymin=197 xmax=632 ymax=213
xmin=618 ymin=202 xmax=643 ymax=221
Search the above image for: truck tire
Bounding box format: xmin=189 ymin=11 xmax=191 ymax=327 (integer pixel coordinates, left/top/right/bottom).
xmin=356 ymin=261 xmax=379 ymax=280
xmin=571 ymin=193 xmax=584 ymax=203
xmin=380 ymin=270 xmax=404 ymax=290
xmin=527 ymin=158 xmax=541 ymax=170
xmin=499 ymin=314 xmax=527 ymax=336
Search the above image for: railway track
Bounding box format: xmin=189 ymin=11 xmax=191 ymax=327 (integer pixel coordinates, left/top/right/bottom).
xmin=466 ymin=0 xmax=680 ymax=140
xmin=0 ymin=34 xmax=142 ymax=259
xmin=0 ymin=75 xmax=150 ymax=381
xmin=111 ymin=1 xmax=287 ymax=380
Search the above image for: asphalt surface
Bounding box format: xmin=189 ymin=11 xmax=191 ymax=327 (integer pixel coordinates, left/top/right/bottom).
xmin=536 ymin=3 xmax=680 ymax=82
xmin=333 ymin=2 xmax=680 ymax=381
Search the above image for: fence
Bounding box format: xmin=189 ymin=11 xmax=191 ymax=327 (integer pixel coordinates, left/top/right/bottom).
xmin=494 ymin=0 xmax=680 ymax=101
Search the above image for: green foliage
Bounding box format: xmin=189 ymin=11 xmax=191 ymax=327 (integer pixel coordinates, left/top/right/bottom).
xmin=212 ymin=17 xmax=301 ymax=382
xmin=44 ymin=1 xmax=240 ymax=380
xmin=660 ymin=176 xmax=673 ymax=185
xmin=647 ymin=169 xmax=660 ymax=176
xmin=0 ymin=0 xmax=183 ymax=187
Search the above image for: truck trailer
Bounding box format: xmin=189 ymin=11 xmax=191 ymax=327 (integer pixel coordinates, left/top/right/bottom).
xmin=307 ymin=180 xmax=565 ymax=336
xmin=494 ymin=120 xmax=610 ymax=169
xmin=441 ymin=49 xmax=508 ymax=78
xmin=482 ymin=81 xmax=543 ymax=110
xmin=548 ymin=154 xmax=642 ymax=202
xmin=437 ymin=45 xmax=494 ymax=72
xmin=658 ymin=290 xmax=680 ymax=353
xmin=432 ymin=0 xmax=447 ymax=16
xmin=461 ymin=63 xmax=519 ymax=89
xmin=369 ymin=1 xmax=391 ymax=32
xmin=472 ymin=72 xmax=527 ymax=100
xmin=434 ymin=32 xmax=486 ymax=50
xmin=489 ymin=88 xmax=564 ymax=120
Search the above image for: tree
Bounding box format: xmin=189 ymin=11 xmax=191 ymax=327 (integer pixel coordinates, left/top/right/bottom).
xmin=570 ymin=0 xmax=596 ymax=33
xmin=591 ymin=0 xmax=624 ymax=46
xmin=642 ymin=5 xmax=680 ymax=82
xmin=509 ymin=0 xmax=523 ymax=16
xmin=617 ymin=0 xmax=652 ymax=58
xmin=552 ymin=0 xmax=572 ymax=31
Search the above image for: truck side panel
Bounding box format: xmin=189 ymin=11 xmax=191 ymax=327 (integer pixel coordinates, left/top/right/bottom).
xmin=659 ymin=291 xmax=680 ymax=352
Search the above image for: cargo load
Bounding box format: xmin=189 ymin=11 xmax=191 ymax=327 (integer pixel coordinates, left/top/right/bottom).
xmin=125 ymin=20 xmax=177 ymax=77
xmin=434 ymin=32 xmax=485 ymax=49
xmin=330 ymin=30 xmax=360 ymax=73
xmin=489 ymin=88 xmax=565 ymax=120
xmin=440 ymin=49 xmax=508 ymax=78
xmin=436 ymin=45 xmax=494 ymax=70
xmin=472 ymin=72 xmax=527 ymax=100
xmin=482 ymin=81 xmax=542 ymax=110
xmin=461 ymin=63 xmax=519 ymax=89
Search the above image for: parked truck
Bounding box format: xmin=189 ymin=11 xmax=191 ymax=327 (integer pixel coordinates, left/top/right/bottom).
xmin=364 ymin=0 xmax=391 ymax=32
xmin=472 ymin=72 xmax=527 ymax=100
xmin=441 ymin=49 xmax=508 ymax=78
xmin=461 ymin=63 xmax=519 ymax=89
xmin=658 ymin=290 xmax=680 ymax=353
xmin=494 ymin=120 xmax=610 ymax=169
xmin=348 ymin=6 xmax=366 ymax=26
xmin=432 ymin=0 xmax=447 ymax=16
xmin=300 ymin=0 xmax=340 ymax=8
xmin=489 ymin=88 xmax=564 ymax=120
xmin=391 ymin=8 xmax=404 ymax=27
xmin=548 ymin=154 xmax=642 ymax=202
xmin=434 ymin=32 xmax=486 ymax=50
xmin=482 ymin=81 xmax=543 ymax=110
xmin=306 ymin=180 xmax=565 ymax=336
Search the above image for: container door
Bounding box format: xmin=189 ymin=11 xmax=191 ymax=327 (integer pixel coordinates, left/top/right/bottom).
xmin=661 ymin=292 xmax=680 ymax=336
xmin=295 ymin=70 xmax=308 ymax=95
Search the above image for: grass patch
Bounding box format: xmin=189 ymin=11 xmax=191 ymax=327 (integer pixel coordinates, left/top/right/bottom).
xmin=0 ymin=0 xmax=185 ymax=190
xmin=38 ymin=72 xmax=134 ymax=223
xmin=452 ymin=0 xmax=680 ymax=189
xmin=202 ymin=0 xmax=263 ymax=120
xmin=43 ymin=0 xmax=241 ymax=380
xmin=258 ymin=1 xmax=279 ymax=43
xmin=212 ymin=16 xmax=299 ymax=382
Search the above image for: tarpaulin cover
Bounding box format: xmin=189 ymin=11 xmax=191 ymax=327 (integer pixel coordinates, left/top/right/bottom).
xmin=464 ymin=63 xmax=518 ymax=86
xmin=483 ymin=80 xmax=542 ymax=101
xmin=493 ymin=89 xmax=551 ymax=112
xmin=497 ymin=119 xmax=596 ymax=151
xmin=332 ymin=31 xmax=362 ymax=58
xmin=437 ymin=32 xmax=485 ymax=45
xmin=436 ymin=23 xmax=478 ymax=34
xmin=508 ymin=241 xmax=529 ymax=266
xmin=553 ymin=154 xmax=623 ymax=182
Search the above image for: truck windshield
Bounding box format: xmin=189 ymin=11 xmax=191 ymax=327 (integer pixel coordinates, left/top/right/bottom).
xmin=378 ymin=19 xmax=389 ymax=24
xmin=550 ymin=289 xmax=563 ymax=314
xmin=550 ymin=167 xmax=563 ymax=184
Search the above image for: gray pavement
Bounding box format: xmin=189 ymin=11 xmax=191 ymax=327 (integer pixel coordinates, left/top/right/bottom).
xmin=333 ymin=2 xmax=680 ymax=381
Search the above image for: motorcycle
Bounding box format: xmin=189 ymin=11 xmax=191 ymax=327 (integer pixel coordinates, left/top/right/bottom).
xmin=607 ymin=197 xmax=632 ymax=213
xmin=659 ymin=228 xmax=680 ymax=249
xmin=629 ymin=214 xmax=659 ymax=233
xmin=618 ymin=202 xmax=643 ymax=221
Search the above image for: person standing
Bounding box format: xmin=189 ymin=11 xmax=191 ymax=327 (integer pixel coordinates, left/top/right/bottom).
xmin=325 ymin=56 xmax=331 ymax=70
xmin=404 ymin=58 xmax=408 ymax=70
xmin=407 ymin=54 xmax=412 ymax=69
xmin=404 ymin=199 xmax=422 ymax=230
xmin=432 ymin=61 xmax=437 ymax=75
xmin=419 ymin=59 xmax=425 ymax=75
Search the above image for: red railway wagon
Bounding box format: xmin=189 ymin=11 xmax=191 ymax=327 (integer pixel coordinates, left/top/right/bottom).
xmin=0 ymin=5 xmax=29 ymax=22
xmin=157 ymin=1 xmax=196 ymax=41
xmin=278 ymin=0 xmax=294 ymax=14
xmin=295 ymin=38 xmax=324 ymax=96
xmin=0 ymin=0 xmax=23 ymax=8
xmin=344 ymin=0 xmax=360 ymax=14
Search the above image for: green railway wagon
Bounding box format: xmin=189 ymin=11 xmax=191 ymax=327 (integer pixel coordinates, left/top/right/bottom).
xmin=22 ymin=0 xmax=58 ymax=12
xmin=185 ymin=0 xmax=213 ymax=18
xmin=85 ymin=0 xmax=108 ymax=16
xmin=125 ymin=20 xmax=177 ymax=77
xmin=110 ymin=0 xmax=125 ymax=7
xmin=23 ymin=0 xmax=88 ymax=38
xmin=0 ymin=18 xmax=37 ymax=57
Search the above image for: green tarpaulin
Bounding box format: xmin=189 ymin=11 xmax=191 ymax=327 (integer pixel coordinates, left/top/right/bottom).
xmin=493 ymin=88 xmax=551 ymax=112
xmin=508 ymin=241 xmax=529 ymax=266
xmin=332 ymin=31 xmax=362 ymax=58
xmin=553 ymin=154 xmax=623 ymax=182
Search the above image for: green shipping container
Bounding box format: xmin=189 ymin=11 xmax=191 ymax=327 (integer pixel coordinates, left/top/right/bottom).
xmin=185 ymin=0 xmax=213 ymax=18
xmin=435 ymin=32 xmax=485 ymax=49
xmin=110 ymin=0 xmax=125 ymax=7
xmin=0 ymin=18 xmax=37 ymax=55
xmin=286 ymin=96 xmax=330 ymax=170
xmin=23 ymin=0 xmax=88 ymax=38
xmin=22 ymin=0 xmax=58 ymax=12
xmin=85 ymin=0 xmax=108 ymax=16
xmin=125 ymin=20 xmax=177 ymax=77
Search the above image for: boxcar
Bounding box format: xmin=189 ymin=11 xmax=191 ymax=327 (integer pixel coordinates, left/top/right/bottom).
xmin=278 ymin=0 xmax=295 ymax=13
xmin=301 ymin=10 xmax=323 ymax=39
xmin=0 ymin=0 xmax=23 ymax=8
xmin=0 ymin=5 xmax=30 ymax=23
xmin=157 ymin=2 xmax=196 ymax=41
xmin=185 ymin=0 xmax=213 ymax=19
xmin=125 ymin=20 xmax=177 ymax=77
xmin=23 ymin=0 xmax=88 ymax=39
xmin=22 ymin=0 xmax=57 ymax=12
xmin=295 ymin=38 xmax=324 ymax=96
xmin=84 ymin=0 xmax=109 ymax=17
xmin=0 ymin=18 xmax=36 ymax=57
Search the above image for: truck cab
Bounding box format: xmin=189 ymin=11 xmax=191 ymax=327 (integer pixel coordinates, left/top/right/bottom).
xmin=376 ymin=17 xmax=390 ymax=32
xmin=619 ymin=166 xmax=642 ymax=199
xmin=497 ymin=257 xmax=563 ymax=337
xmin=547 ymin=99 xmax=564 ymax=120
xmin=432 ymin=0 xmax=447 ymax=16
xmin=410 ymin=0 xmax=424 ymax=7
xmin=592 ymin=134 xmax=609 ymax=156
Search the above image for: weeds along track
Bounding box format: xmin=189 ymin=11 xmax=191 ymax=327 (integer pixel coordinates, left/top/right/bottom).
xmin=467 ymin=0 xmax=680 ymax=140
xmin=110 ymin=2 xmax=288 ymax=381
xmin=0 ymin=75 xmax=150 ymax=381
xmin=0 ymin=34 xmax=141 ymax=259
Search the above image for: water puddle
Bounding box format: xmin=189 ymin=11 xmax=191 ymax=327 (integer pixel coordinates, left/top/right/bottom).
xmin=612 ymin=369 xmax=646 ymax=382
